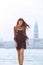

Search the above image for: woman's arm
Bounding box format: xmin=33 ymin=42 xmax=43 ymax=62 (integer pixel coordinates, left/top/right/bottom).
xmin=14 ymin=26 xmax=16 ymax=40
xmin=23 ymin=27 xmax=29 ymax=45
xmin=23 ymin=26 xmax=29 ymax=40
xmin=14 ymin=26 xmax=17 ymax=47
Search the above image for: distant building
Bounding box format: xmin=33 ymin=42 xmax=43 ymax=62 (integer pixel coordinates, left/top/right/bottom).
xmin=27 ymin=21 xmax=43 ymax=49
xmin=0 ymin=38 xmax=3 ymax=48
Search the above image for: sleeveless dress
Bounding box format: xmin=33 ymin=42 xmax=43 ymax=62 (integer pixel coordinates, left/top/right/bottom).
xmin=15 ymin=30 xmax=26 ymax=50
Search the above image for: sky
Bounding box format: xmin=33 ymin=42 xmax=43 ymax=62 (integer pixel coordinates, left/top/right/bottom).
xmin=0 ymin=0 xmax=43 ymax=41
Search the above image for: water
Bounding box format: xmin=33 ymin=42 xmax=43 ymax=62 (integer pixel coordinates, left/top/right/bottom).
xmin=0 ymin=48 xmax=43 ymax=65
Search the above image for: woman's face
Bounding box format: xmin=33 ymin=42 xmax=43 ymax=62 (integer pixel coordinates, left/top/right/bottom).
xmin=18 ymin=20 xmax=23 ymax=26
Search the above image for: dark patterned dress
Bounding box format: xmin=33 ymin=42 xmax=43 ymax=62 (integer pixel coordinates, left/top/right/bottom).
xmin=15 ymin=30 xmax=26 ymax=50
xmin=14 ymin=26 xmax=28 ymax=50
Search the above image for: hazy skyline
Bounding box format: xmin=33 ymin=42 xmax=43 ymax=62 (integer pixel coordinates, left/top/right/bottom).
xmin=0 ymin=0 xmax=43 ymax=41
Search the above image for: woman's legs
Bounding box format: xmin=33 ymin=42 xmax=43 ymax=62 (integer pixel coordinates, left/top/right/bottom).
xmin=17 ymin=50 xmax=20 ymax=65
xmin=17 ymin=48 xmax=24 ymax=65
xmin=19 ymin=48 xmax=24 ymax=65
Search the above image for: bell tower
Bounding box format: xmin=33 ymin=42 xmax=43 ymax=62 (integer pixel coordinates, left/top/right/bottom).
xmin=34 ymin=21 xmax=38 ymax=38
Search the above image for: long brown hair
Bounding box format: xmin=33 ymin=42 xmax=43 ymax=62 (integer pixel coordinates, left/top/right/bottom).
xmin=16 ymin=18 xmax=30 ymax=29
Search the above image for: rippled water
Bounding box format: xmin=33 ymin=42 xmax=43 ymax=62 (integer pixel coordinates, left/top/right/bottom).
xmin=0 ymin=48 xmax=43 ymax=65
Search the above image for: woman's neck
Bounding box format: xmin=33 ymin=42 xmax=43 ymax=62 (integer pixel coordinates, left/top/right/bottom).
xmin=17 ymin=25 xmax=22 ymax=27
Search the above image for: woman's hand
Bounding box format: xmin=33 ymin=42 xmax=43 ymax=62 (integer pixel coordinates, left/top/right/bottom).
xmin=14 ymin=41 xmax=17 ymax=48
xmin=26 ymin=38 xmax=29 ymax=44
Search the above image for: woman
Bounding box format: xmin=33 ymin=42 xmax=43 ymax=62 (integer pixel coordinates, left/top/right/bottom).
xmin=14 ymin=18 xmax=30 ymax=65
